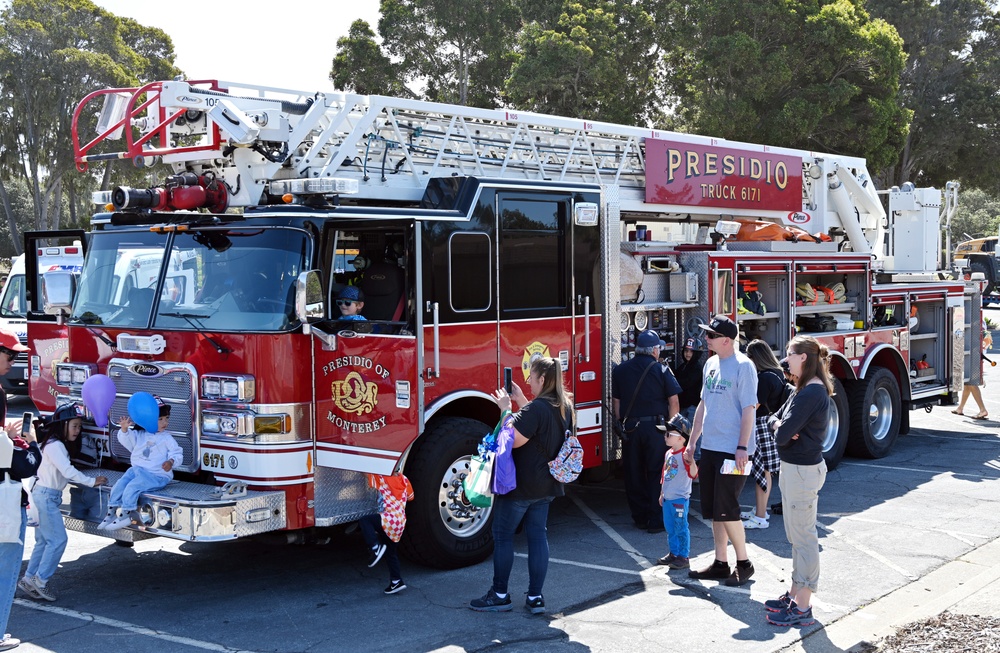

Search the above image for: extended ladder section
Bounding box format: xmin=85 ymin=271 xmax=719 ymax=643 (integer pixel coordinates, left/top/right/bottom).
xmin=73 ymin=80 xmax=879 ymax=222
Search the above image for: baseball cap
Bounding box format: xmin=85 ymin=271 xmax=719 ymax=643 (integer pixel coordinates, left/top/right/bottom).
xmin=337 ymin=285 xmax=365 ymax=302
xmin=0 ymin=327 xmax=29 ymax=353
xmin=636 ymin=330 xmax=666 ymax=348
xmin=699 ymin=315 xmax=739 ymax=340
xmin=154 ymin=395 xmax=171 ymax=417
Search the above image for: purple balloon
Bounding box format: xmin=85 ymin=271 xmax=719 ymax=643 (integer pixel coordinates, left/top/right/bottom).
xmin=81 ymin=374 xmax=116 ymax=428
xmin=127 ymin=392 xmax=160 ymax=434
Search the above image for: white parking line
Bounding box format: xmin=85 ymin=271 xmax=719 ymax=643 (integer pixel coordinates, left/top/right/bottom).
xmin=839 ymin=460 xmax=1000 ymax=480
xmin=816 ymin=521 xmax=918 ymax=581
xmin=567 ymin=493 xmax=653 ymax=569
xmin=834 ymin=515 xmax=990 ymax=544
xmin=514 ymin=553 xmax=641 ymax=576
xmin=13 ymin=599 xmax=260 ymax=653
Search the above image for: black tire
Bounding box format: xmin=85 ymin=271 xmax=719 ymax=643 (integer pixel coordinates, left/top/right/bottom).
xmin=113 ymin=539 xmax=134 ymax=548
xmin=399 ymin=416 xmax=495 ymax=569
xmin=970 ymin=259 xmax=995 ymax=296
xmin=822 ymin=378 xmax=849 ymax=470
xmin=847 ymin=367 xmax=901 ymax=458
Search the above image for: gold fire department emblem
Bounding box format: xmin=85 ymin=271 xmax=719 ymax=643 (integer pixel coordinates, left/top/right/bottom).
xmin=331 ymin=371 xmax=379 ymax=416
xmin=521 ymin=341 xmax=551 ymax=380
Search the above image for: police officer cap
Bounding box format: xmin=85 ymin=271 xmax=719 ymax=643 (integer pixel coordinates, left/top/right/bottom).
xmin=636 ymin=330 xmax=666 ymax=348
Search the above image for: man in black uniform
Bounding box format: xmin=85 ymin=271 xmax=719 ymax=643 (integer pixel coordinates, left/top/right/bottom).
xmin=613 ymin=330 xmax=682 ymax=532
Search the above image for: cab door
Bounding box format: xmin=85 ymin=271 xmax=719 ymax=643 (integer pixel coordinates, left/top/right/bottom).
xmin=495 ymin=191 xmax=577 ymax=407
xmin=24 ymin=230 xmax=86 ymax=413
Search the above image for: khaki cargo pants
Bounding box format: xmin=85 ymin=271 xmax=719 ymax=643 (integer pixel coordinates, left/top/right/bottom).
xmin=778 ymin=459 xmax=828 ymax=592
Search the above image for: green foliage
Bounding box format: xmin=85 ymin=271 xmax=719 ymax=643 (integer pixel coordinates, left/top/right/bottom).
xmin=0 ymin=177 xmax=35 ymax=258
xmin=331 ymin=20 xmax=411 ymax=97
xmin=505 ymin=1 xmax=663 ymax=124
xmin=866 ymin=0 xmax=996 ymax=190
xmin=661 ymin=0 xmax=908 ymax=170
xmin=376 ymin=0 xmax=522 ymax=107
xmin=0 ymin=0 xmax=179 ymax=246
xmin=950 ymin=187 xmax=1000 ymax=241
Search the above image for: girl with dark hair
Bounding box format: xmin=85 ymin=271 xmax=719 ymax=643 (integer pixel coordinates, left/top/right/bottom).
xmin=742 ymin=339 xmax=790 ymax=529
xmin=675 ymin=338 xmax=705 ymax=422
xmin=470 ymin=357 xmax=572 ymax=615
xmin=765 ymin=335 xmax=832 ymax=627
xmin=18 ymin=404 xmax=106 ymax=603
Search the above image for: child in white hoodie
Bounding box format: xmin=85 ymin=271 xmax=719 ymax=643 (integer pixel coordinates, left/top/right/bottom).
xmin=98 ymin=396 xmax=182 ymax=531
xmin=18 ymin=403 xmax=107 ymax=602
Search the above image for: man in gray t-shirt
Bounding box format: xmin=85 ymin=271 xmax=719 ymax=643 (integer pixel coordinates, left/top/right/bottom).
xmin=684 ymin=315 xmax=758 ymax=587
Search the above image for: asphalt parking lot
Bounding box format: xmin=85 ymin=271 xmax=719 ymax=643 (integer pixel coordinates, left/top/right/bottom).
xmin=6 ymin=333 xmax=1000 ymax=653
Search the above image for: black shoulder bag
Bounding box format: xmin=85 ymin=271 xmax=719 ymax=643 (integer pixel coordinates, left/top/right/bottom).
xmin=614 ymin=360 xmax=659 ymax=443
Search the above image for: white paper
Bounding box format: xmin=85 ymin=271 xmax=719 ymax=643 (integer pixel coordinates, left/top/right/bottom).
xmin=721 ymin=458 xmax=752 ymax=476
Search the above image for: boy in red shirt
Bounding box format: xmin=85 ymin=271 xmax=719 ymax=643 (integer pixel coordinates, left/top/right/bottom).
xmin=361 ymin=473 xmax=413 ymax=594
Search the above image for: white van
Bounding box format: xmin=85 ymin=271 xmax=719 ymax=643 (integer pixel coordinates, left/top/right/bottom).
xmin=0 ymin=246 xmax=83 ymax=393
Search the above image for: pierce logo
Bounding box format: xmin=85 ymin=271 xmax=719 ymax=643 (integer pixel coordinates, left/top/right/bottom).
xmin=130 ymin=363 xmax=161 ymax=377
xmin=788 ymin=211 xmax=810 ymax=224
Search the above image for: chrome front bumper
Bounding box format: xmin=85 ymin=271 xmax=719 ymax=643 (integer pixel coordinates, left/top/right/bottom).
xmin=66 ymin=469 xmax=287 ymax=542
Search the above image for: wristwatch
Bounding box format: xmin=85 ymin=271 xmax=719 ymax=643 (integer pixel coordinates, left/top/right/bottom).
xmin=736 ymin=445 xmax=748 ymax=451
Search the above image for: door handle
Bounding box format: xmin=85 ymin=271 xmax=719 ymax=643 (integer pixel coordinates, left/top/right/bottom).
xmin=426 ymin=301 xmax=441 ymax=378
xmin=578 ymin=295 xmax=590 ymax=363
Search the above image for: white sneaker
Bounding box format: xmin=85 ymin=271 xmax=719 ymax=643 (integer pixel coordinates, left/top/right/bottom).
xmin=106 ymin=515 xmax=132 ymax=531
xmin=743 ymin=515 xmax=769 ymax=529
xmin=740 ymin=509 xmax=770 ymax=521
xmin=97 ymin=510 xmax=119 ymax=531
xmin=1 ymin=634 xmax=21 ymax=651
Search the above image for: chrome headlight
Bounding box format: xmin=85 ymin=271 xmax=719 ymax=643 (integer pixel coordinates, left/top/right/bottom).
xmin=202 ymin=374 xmax=255 ymax=402
xmin=55 ymin=363 xmax=96 ymax=386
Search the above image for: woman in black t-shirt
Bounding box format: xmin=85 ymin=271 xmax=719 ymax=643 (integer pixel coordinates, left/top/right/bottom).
xmin=469 ymin=357 xmax=572 ymax=615
xmin=743 ymin=340 xmax=790 ymax=530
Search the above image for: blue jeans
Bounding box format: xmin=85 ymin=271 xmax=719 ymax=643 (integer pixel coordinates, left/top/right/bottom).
xmin=491 ymin=495 xmax=553 ymax=596
xmin=109 ymin=467 xmax=170 ymax=511
xmin=25 ymin=486 xmax=68 ymax=582
xmin=661 ymin=496 xmax=691 ymax=558
xmin=359 ymin=514 xmax=402 ymax=581
xmin=0 ymin=506 xmax=26 ymax=636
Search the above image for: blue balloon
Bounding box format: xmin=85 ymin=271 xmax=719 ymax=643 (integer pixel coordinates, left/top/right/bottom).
xmin=127 ymin=392 xmax=160 ymax=433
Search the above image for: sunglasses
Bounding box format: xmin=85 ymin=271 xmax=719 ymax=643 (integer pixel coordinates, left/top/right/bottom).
xmin=336 ymin=299 xmax=357 ymax=307
xmin=0 ymin=349 xmax=16 ymax=362
xmin=704 ymin=332 xmax=723 ymax=340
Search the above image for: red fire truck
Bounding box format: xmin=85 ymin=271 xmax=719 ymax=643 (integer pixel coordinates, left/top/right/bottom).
xmin=23 ymin=79 xmax=979 ymax=568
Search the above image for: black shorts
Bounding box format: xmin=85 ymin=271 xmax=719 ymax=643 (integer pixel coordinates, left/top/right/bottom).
xmin=698 ymin=449 xmax=748 ymax=521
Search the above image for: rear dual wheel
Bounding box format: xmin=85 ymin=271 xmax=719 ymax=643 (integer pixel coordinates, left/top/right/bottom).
xmin=847 ymin=367 xmax=902 ymax=459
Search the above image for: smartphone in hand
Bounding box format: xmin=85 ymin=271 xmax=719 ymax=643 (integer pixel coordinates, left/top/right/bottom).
xmin=503 ymin=368 xmax=513 ymax=394
xmin=21 ymin=412 xmax=33 ymax=437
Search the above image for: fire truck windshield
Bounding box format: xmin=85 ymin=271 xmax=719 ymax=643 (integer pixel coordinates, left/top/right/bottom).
xmin=71 ymin=228 xmax=308 ymax=332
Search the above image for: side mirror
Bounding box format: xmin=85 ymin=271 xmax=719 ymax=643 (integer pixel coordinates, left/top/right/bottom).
xmin=295 ymin=270 xmax=324 ymax=330
xmin=41 ymin=270 xmax=76 ymax=316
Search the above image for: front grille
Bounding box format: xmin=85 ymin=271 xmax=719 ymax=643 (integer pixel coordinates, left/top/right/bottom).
xmin=106 ymin=359 xmax=198 ymax=473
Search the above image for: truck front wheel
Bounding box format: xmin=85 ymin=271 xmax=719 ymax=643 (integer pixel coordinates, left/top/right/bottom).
xmin=400 ymin=416 xmax=494 ymax=569
xmin=847 ymin=367 xmax=901 ymax=458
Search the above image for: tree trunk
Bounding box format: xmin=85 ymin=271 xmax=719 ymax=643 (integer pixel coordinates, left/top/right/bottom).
xmin=0 ymin=178 xmax=23 ymax=256
xmin=51 ymin=178 xmax=63 ymax=230
xmin=68 ymin=185 xmax=77 ymax=227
